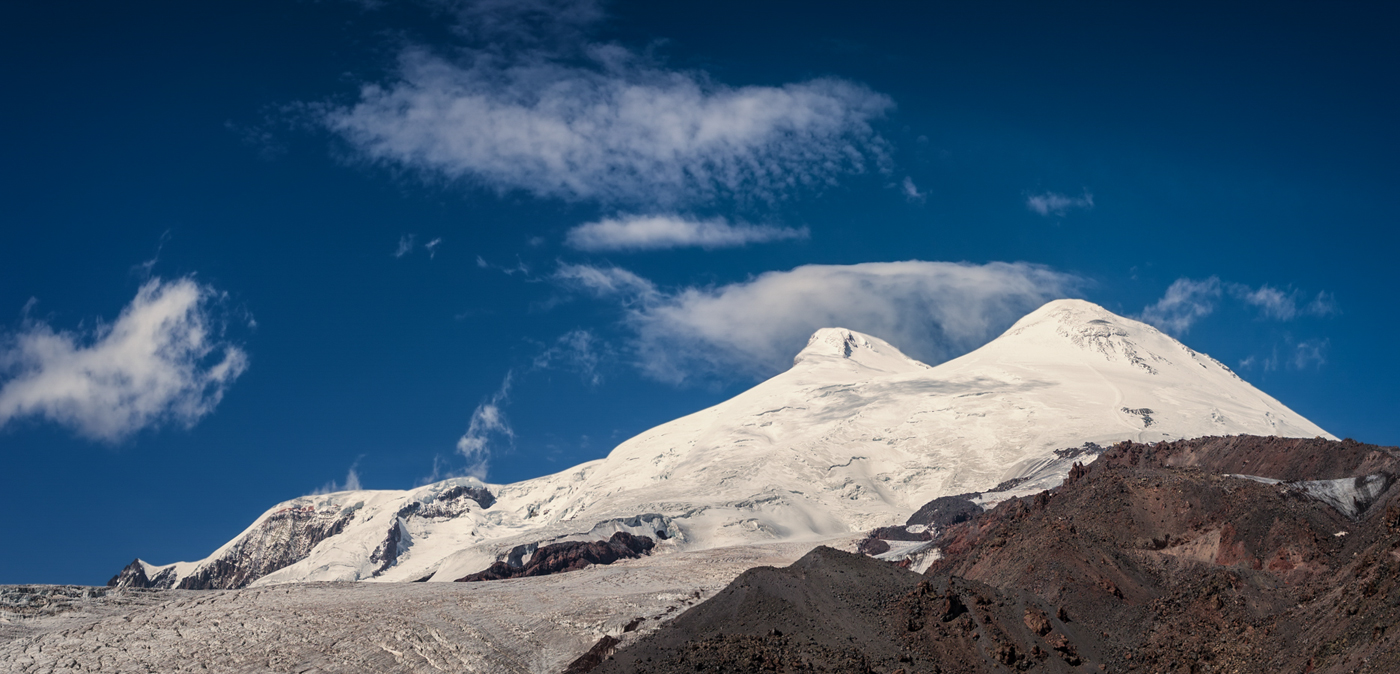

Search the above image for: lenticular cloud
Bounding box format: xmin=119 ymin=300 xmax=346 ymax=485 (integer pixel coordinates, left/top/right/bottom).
xmin=0 ymin=278 xmax=248 ymax=442
xmin=566 ymin=214 xmax=808 ymax=251
xmin=559 ymin=260 xmax=1084 ymax=384
xmin=322 ymin=47 xmax=892 ymax=205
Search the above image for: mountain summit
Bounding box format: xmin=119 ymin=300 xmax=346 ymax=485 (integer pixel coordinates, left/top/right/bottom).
xmin=114 ymin=299 xmax=1331 ymax=590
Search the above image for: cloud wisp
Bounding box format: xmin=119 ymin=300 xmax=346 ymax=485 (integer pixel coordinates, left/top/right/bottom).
xmin=1138 ymin=277 xmax=1223 ymax=335
xmin=312 ymin=459 xmax=364 ymax=495
xmin=0 ymin=278 xmax=248 ymax=442
xmin=565 ymin=214 xmax=808 ymax=252
xmin=319 ymin=1 xmax=893 ymax=206
xmin=1239 ymin=338 xmax=1331 ymax=373
xmin=901 ymin=177 xmax=925 ymax=202
xmin=455 ymin=371 xmax=514 ymax=479
xmin=557 ymin=260 xmax=1082 ymax=384
xmin=1026 ymin=190 xmax=1094 ymax=217
xmin=532 ymin=329 xmax=605 ymax=385
xmin=1139 ymin=276 xmax=1339 ymax=335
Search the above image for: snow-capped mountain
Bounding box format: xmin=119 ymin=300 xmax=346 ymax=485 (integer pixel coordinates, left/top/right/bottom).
xmin=113 ymin=299 xmax=1332 ymax=590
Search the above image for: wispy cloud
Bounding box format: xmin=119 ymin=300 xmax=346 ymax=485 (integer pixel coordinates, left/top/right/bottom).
xmin=556 ymin=260 xmax=1082 ymax=384
xmin=455 ymin=371 xmax=514 ymax=479
xmin=901 ymin=177 xmax=925 ymax=202
xmin=1138 ymin=277 xmax=1222 ymax=334
xmin=1026 ymin=190 xmax=1094 ymax=217
xmin=312 ymin=458 xmax=364 ymax=495
xmin=475 ymin=255 xmax=530 ymax=275
xmin=424 ymin=237 xmax=443 ymax=258
xmin=394 ymin=234 xmax=416 ymax=258
xmin=1239 ymin=337 xmax=1331 ymax=373
xmin=532 ymin=329 xmax=605 ymax=385
xmin=1234 ymin=285 xmax=1337 ymax=321
xmin=436 ymin=327 xmax=607 ymax=483
xmin=0 ymin=278 xmax=248 ymax=442
xmin=1140 ymin=276 xmax=1340 ymax=335
xmin=318 ymin=1 xmax=892 ymax=206
xmin=1293 ymin=339 xmax=1328 ymax=370
xmin=554 ymin=262 xmax=658 ymax=300
xmin=565 ymin=214 xmax=808 ymax=252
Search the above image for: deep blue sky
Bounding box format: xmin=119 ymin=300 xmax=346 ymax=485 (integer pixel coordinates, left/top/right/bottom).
xmin=2 ymin=0 xmax=1396 ymax=584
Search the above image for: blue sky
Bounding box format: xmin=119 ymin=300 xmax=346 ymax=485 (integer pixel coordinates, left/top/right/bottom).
xmin=2 ymin=0 xmax=1396 ymax=584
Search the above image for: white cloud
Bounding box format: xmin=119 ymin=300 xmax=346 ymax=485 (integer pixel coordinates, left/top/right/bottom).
xmin=312 ymin=460 xmax=364 ymax=495
xmin=901 ymin=176 xmax=925 ymax=202
xmin=476 ymin=255 xmax=531 ymax=275
xmin=456 ymin=371 xmax=514 ymax=479
xmin=394 ymin=234 xmax=416 ymax=258
xmin=1293 ymin=339 xmax=1328 ymax=370
xmin=1230 ymin=284 xmax=1338 ymax=321
xmin=0 ymin=278 xmax=248 ymax=442
xmin=554 ymin=262 xmax=658 ymax=300
xmin=558 ymin=260 xmax=1081 ymax=384
xmin=1026 ymin=190 xmax=1094 ymax=217
xmin=1141 ymin=277 xmax=1340 ymax=335
xmin=1306 ymin=291 xmax=1338 ymax=317
xmin=565 ymin=214 xmax=808 ymax=252
xmin=424 ymin=237 xmax=443 ymax=258
xmin=1234 ymin=285 xmax=1296 ymax=320
xmin=532 ymin=329 xmax=604 ymax=385
xmin=1138 ymin=277 xmax=1222 ymax=335
xmin=319 ymin=9 xmax=893 ymax=206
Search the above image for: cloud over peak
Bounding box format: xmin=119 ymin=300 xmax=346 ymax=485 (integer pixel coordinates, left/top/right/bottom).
xmin=557 ymin=260 xmax=1082 ymax=384
xmin=565 ymin=214 xmax=808 ymax=252
xmin=0 ymin=278 xmax=248 ymax=442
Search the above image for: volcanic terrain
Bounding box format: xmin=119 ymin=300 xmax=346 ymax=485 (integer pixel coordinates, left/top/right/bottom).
xmin=596 ymin=435 xmax=1400 ymax=674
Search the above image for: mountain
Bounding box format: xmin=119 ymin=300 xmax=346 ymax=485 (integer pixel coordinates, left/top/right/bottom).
xmin=594 ymin=436 xmax=1400 ymax=674
xmin=111 ymin=299 xmax=1332 ymax=590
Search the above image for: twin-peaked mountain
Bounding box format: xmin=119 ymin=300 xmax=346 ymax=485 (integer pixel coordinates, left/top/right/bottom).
xmin=110 ymin=299 xmax=1331 ymax=590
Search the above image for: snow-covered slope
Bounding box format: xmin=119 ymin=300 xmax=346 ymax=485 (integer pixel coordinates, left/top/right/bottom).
xmin=120 ymin=299 xmax=1332 ymax=589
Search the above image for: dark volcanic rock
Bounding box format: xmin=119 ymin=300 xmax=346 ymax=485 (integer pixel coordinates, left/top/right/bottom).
xmin=455 ymin=531 xmax=655 ymax=582
xmin=369 ymin=519 xmax=407 ymax=577
xmin=602 ymin=435 xmax=1400 ymax=674
xmin=108 ymin=559 xmax=177 ymax=589
xmin=929 ymin=435 xmax=1400 ymax=673
xmin=416 ymin=484 xmax=495 ymax=517
xmin=562 ymin=635 xmax=621 ymax=674
xmin=907 ymin=494 xmax=982 ymax=528
xmin=595 ymin=546 xmax=1103 ymax=673
xmin=107 ymin=559 xmax=150 ymax=589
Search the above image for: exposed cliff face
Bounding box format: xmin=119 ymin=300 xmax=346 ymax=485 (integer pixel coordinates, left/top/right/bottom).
xmin=173 ymin=506 xmax=356 ymax=590
xmin=106 ymin=560 xmax=175 ymax=589
xmin=455 ymin=531 xmax=655 ymax=582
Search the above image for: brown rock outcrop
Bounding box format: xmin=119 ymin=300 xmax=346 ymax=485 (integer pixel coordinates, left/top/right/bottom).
xmin=455 ymin=531 xmax=655 ymax=582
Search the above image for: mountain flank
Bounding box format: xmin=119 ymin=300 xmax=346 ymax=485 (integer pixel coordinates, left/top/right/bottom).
xmin=107 ymin=300 xmax=1332 ymax=592
xmin=598 ymin=435 xmax=1400 ymax=673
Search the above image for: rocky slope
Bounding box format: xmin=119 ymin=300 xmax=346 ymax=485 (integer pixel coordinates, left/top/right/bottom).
xmin=111 ymin=300 xmax=1331 ymax=591
xmin=598 ymin=435 xmax=1400 ymax=674
xmin=594 ymin=545 xmax=1104 ymax=673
